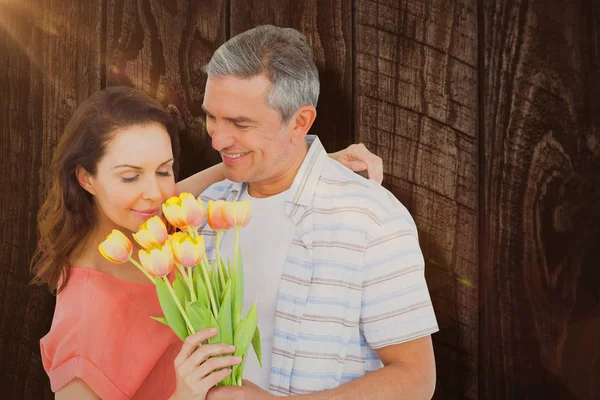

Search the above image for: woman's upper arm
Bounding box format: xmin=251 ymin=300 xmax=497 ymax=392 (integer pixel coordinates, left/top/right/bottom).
xmin=55 ymin=378 xmax=100 ymax=400
xmin=175 ymin=163 xmax=225 ymax=197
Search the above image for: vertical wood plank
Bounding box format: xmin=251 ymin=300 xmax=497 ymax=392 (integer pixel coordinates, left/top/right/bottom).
xmin=0 ymin=0 xmax=103 ymax=397
xmin=229 ymin=0 xmax=354 ymax=151
xmin=355 ymin=1 xmax=479 ymax=398
xmin=106 ymin=0 xmax=228 ymax=179
xmin=481 ymin=0 xmax=600 ymax=398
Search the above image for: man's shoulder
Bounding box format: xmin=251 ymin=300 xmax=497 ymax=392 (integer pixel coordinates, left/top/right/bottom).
xmin=198 ymin=179 xmax=236 ymax=202
xmin=316 ymin=159 xmax=414 ymax=228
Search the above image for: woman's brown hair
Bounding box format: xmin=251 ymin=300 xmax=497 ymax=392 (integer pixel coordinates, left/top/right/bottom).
xmin=30 ymin=86 xmax=180 ymax=293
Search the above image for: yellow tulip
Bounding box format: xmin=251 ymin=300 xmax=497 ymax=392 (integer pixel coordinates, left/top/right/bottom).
xmin=99 ymin=230 xmax=133 ymax=263
xmin=225 ymin=200 xmax=252 ymax=229
xmin=139 ymin=242 xmax=175 ymax=277
xmin=132 ymin=216 xmax=168 ymax=249
xmin=170 ymin=232 xmax=206 ymax=267
xmin=162 ymin=193 xmax=205 ymax=229
xmin=206 ymin=200 xmax=231 ymax=231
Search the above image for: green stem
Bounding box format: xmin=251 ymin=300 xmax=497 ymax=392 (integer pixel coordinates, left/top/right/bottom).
xmin=200 ymin=257 xmax=219 ymax=318
xmin=128 ymin=257 xmax=155 ymax=283
xmin=176 ymin=262 xmax=197 ymax=302
xmin=233 ymin=228 xmax=240 ymax=270
xmin=162 ymin=276 xmax=195 ymax=334
xmin=215 ymin=231 xmax=223 ymax=268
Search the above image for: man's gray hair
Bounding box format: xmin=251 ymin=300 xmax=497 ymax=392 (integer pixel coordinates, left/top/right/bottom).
xmin=204 ymin=25 xmax=320 ymax=123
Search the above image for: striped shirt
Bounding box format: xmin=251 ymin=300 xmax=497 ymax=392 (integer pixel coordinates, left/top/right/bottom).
xmin=198 ymin=136 xmax=438 ymax=395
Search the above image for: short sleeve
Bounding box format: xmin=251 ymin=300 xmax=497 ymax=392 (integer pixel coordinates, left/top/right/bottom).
xmin=360 ymin=208 xmax=439 ymax=349
xmin=40 ymin=268 xmax=179 ymax=399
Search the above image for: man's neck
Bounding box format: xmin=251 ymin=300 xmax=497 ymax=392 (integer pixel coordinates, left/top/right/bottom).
xmin=248 ymin=141 xmax=309 ymax=198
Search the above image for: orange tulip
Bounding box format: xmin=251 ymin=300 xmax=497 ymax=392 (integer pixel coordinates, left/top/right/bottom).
xmin=170 ymin=232 xmax=206 ymax=267
xmin=99 ymin=230 xmax=133 ymax=263
xmin=162 ymin=192 xmax=205 ymax=229
xmin=139 ymin=243 xmax=175 ymax=277
xmin=225 ymin=200 xmax=252 ymax=229
xmin=206 ymin=200 xmax=231 ymax=231
xmin=132 ymin=216 xmax=168 ymax=249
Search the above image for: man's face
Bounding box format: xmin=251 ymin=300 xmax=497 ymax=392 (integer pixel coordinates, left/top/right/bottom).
xmin=203 ymin=74 xmax=295 ymax=184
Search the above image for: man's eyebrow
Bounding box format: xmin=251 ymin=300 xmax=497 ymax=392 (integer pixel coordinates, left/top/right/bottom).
xmin=202 ymin=105 xmax=259 ymax=125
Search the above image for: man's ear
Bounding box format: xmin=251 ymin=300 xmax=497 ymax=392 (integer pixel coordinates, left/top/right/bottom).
xmin=76 ymin=165 xmax=96 ymax=195
xmin=289 ymin=105 xmax=317 ymax=144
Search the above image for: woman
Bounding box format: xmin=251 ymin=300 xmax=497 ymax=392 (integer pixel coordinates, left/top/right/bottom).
xmin=33 ymin=86 xmax=382 ymax=399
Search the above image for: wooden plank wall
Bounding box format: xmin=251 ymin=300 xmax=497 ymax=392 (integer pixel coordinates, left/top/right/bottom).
xmin=0 ymin=1 xmax=103 ymax=398
xmin=0 ymin=0 xmax=598 ymax=399
xmin=355 ymin=1 xmax=479 ymax=398
xmin=481 ymin=0 xmax=600 ymax=398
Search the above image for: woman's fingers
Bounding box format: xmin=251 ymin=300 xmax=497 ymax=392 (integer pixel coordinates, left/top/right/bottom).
xmin=179 ymin=343 xmax=236 ymax=377
xmin=188 ymin=356 xmax=242 ymax=382
xmin=174 ymin=328 xmax=218 ymax=367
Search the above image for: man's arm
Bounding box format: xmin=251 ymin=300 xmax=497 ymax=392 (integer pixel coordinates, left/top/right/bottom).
xmin=293 ymin=336 xmax=436 ymax=400
xmin=208 ymin=337 xmax=435 ymax=400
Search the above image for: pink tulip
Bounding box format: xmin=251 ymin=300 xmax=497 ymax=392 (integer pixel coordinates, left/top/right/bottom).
xmin=206 ymin=200 xmax=231 ymax=231
xmin=162 ymin=193 xmax=205 ymax=229
xmin=225 ymin=200 xmax=252 ymax=229
xmin=138 ymin=242 xmax=175 ymax=277
xmin=132 ymin=216 xmax=168 ymax=249
xmin=99 ymin=230 xmax=133 ymax=264
xmin=170 ymin=232 xmax=206 ymax=267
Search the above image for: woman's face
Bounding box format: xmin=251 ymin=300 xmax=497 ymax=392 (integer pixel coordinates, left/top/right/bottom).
xmin=81 ymin=123 xmax=175 ymax=233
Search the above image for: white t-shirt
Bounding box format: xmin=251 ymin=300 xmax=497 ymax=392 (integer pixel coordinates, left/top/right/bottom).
xmin=218 ymin=186 xmax=296 ymax=390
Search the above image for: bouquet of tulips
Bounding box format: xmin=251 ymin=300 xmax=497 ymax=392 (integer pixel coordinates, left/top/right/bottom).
xmin=98 ymin=193 xmax=260 ymax=386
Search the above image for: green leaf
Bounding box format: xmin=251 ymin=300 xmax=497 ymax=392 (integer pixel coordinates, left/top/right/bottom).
xmin=193 ymin=266 xmax=210 ymax=310
xmin=150 ymin=316 xmax=169 ymax=326
xmin=219 ymin=258 xmax=229 ymax=283
xmin=207 ymin=310 xmax=221 ymax=345
xmin=233 ymin=302 xmax=258 ymax=358
xmin=233 ymin=353 xmax=246 ymax=386
xmin=173 ymin=271 xmax=190 ymax=305
xmin=185 ymin=301 xmax=208 ymax=332
xmin=251 ymin=326 xmax=263 ymax=368
xmin=233 ymin=247 xmax=244 ymax=326
xmin=210 ymin=261 xmax=220 ymax=305
xmin=227 ymin=259 xmax=234 ymax=282
xmin=155 ymin=278 xmax=187 ymax=341
xmin=217 ymin=281 xmax=234 ymax=347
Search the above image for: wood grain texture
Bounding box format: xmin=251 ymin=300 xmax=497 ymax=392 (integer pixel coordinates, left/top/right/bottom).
xmin=0 ymin=0 xmax=103 ymax=398
xmin=106 ymin=0 xmax=228 ymax=179
xmin=481 ymin=0 xmax=600 ymax=398
xmin=229 ymin=0 xmax=354 ymax=151
xmin=355 ymin=0 xmax=479 ymax=398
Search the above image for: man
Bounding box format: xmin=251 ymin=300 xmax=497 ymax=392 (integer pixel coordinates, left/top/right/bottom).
xmin=198 ymin=25 xmax=438 ymax=399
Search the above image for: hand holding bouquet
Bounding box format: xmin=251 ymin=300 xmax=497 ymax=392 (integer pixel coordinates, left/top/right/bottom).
xmin=98 ymin=193 xmax=260 ymax=386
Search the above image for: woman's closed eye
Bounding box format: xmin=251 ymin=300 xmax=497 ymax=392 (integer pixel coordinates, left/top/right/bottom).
xmin=121 ymin=175 xmax=139 ymax=183
xmin=121 ymin=171 xmax=171 ymax=183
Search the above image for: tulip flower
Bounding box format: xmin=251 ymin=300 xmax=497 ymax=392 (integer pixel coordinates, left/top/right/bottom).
xmin=133 ymin=216 xmax=169 ymax=249
xmin=99 ymin=230 xmax=133 ymax=264
xmin=206 ymin=200 xmax=231 ymax=231
xmin=162 ymin=192 xmax=205 ymax=229
xmin=225 ymin=201 xmax=252 ymax=229
xmin=170 ymin=232 xmax=206 ymax=268
xmin=139 ymin=242 xmax=175 ymax=278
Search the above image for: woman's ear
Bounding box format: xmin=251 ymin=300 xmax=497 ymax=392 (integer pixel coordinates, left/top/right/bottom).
xmin=76 ymin=165 xmax=96 ymax=195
